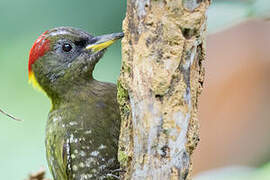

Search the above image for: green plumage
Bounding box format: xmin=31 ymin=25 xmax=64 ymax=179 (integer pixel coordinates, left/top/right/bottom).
xmin=29 ymin=27 xmax=123 ymax=180
xmin=46 ymin=80 xmax=120 ymax=180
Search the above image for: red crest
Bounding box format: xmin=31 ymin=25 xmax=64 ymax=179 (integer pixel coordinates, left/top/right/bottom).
xmin=28 ymin=31 xmax=50 ymax=73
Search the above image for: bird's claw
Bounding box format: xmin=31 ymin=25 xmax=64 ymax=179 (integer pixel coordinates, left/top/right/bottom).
xmin=106 ymin=168 xmax=125 ymax=179
xmin=106 ymin=173 xmax=120 ymax=179
xmin=110 ymin=168 xmax=125 ymax=173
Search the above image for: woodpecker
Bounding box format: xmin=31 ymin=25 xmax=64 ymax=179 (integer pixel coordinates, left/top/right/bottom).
xmin=28 ymin=27 xmax=123 ymax=180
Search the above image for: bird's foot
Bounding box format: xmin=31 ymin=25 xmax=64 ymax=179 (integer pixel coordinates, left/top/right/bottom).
xmin=110 ymin=168 xmax=125 ymax=173
xmin=106 ymin=173 xmax=120 ymax=179
xmin=106 ymin=168 xmax=125 ymax=179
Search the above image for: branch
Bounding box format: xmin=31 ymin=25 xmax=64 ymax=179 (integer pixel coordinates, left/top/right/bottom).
xmin=0 ymin=108 xmax=21 ymax=121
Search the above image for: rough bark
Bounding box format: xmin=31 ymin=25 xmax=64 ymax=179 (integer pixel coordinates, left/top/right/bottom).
xmin=117 ymin=0 xmax=210 ymax=179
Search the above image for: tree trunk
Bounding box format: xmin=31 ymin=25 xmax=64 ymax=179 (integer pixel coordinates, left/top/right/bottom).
xmin=117 ymin=0 xmax=210 ymax=179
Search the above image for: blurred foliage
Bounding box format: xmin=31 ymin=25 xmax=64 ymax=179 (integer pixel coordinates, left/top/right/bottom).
xmin=196 ymin=163 xmax=270 ymax=180
xmin=208 ymin=1 xmax=250 ymax=33
xmin=250 ymin=0 xmax=270 ymax=17
xmin=208 ymin=0 xmax=270 ymax=33
xmin=0 ymin=0 xmax=270 ymax=179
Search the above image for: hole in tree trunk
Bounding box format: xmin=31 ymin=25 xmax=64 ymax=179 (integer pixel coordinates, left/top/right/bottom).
xmin=155 ymin=94 xmax=163 ymax=101
xmin=181 ymin=28 xmax=197 ymax=39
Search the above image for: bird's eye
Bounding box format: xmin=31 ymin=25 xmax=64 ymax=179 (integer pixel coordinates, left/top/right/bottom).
xmin=62 ymin=43 xmax=72 ymax=52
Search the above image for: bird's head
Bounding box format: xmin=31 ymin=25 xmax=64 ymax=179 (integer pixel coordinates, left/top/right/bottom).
xmin=28 ymin=27 xmax=123 ymax=98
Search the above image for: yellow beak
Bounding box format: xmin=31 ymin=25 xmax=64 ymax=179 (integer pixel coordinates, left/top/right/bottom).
xmin=85 ymin=32 xmax=124 ymax=52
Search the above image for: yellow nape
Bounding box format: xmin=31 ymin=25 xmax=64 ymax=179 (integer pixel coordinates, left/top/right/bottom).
xmin=86 ymin=40 xmax=116 ymax=52
xmin=28 ymin=71 xmax=44 ymax=92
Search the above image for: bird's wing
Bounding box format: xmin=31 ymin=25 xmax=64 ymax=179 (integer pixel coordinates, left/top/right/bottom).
xmin=61 ymin=137 xmax=74 ymax=179
xmin=46 ymin=133 xmax=72 ymax=180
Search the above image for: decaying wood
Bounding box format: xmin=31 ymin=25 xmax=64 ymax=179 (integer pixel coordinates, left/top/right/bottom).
xmin=117 ymin=0 xmax=210 ymax=179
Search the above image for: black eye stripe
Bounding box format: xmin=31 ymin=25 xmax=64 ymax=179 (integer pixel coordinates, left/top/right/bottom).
xmin=74 ymin=39 xmax=88 ymax=47
xmin=62 ymin=43 xmax=72 ymax=52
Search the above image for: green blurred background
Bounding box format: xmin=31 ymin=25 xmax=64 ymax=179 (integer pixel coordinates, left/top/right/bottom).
xmin=1 ymin=0 xmax=270 ymax=179
xmin=0 ymin=0 xmax=125 ymax=179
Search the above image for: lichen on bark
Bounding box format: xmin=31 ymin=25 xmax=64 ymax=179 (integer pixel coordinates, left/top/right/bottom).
xmin=118 ymin=0 xmax=210 ymax=179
